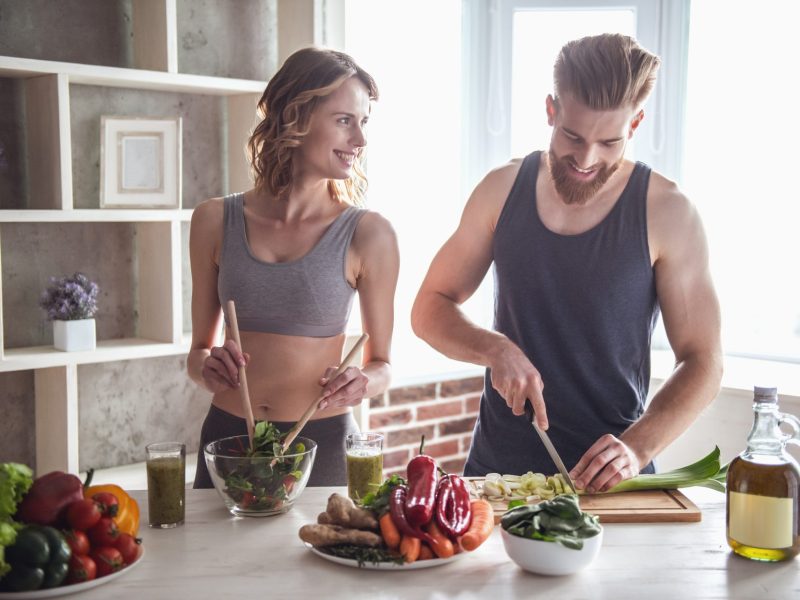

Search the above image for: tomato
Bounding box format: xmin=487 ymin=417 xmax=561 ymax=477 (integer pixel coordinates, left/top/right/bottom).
xmin=91 ymin=492 xmax=120 ymax=518
xmin=65 ymin=499 xmax=102 ymax=531
xmin=88 ymin=517 xmax=120 ymax=547
xmin=66 ymin=554 xmax=97 ymax=583
xmin=114 ymin=533 xmax=142 ymax=565
xmin=90 ymin=546 xmax=123 ymax=578
xmin=63 ymin=529 xmax=90 ymax=556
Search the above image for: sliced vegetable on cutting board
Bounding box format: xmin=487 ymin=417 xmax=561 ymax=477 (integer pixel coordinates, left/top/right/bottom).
xmin=471 ymin=447 xmax=725 ymax=523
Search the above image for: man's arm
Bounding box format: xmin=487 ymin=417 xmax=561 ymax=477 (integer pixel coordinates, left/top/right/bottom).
xmin=411 ymin=162 xmax=550 ymax=428
xmin=571 ymin=177 xmax=723 ymax=492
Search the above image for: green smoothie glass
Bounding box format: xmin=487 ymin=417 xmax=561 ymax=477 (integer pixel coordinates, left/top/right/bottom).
xmin=146 ymin=441 xmax=186 ymax=528
xmin=345 ymin=432 xmax=384 ymax=501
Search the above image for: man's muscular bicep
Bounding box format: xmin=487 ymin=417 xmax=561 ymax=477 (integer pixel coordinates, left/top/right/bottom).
xmin=651 ymin=188 xmax=721 ymax=360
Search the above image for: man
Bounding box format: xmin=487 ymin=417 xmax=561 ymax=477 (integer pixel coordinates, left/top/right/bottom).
xmin=411 ymin=34 xmax=722 ymax=493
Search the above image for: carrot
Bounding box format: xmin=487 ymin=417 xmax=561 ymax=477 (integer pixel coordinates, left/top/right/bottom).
xmin=379 ymin=512 xmax=401 ymax=550
xmin=399 ymin=535 xmax=421 ymax=564
xmin=418 ymin=542 xmax=435 ymax=560
xmin=425 ymin=520 xmax=455 ymax=559
xmin=459 ymin=499 xmax=495 ymax=551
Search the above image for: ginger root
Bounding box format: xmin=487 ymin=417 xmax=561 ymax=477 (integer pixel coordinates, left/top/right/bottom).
xmin=316 ymin=493 xmax=378 ymax=530
xmin=299 ymin=524 xmax=382 ymax=547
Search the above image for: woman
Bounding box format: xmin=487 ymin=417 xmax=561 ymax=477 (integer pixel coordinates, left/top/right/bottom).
xmin=187 ymin=47 xmax=399 ymax=488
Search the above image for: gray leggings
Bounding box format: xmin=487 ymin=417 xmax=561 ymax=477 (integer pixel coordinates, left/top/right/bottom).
xmin=193 ymin=404 xmax=358 ymax=489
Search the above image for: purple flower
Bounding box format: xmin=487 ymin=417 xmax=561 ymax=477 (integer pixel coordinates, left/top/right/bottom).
xmin=39 ymin=272 xmax=99 ymax=321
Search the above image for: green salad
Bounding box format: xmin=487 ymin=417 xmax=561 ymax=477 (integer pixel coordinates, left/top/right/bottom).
xmin=501 ymin=494 xmax=601 ymax=550
xmin=221 ymin=422 xmax=306 ymax=512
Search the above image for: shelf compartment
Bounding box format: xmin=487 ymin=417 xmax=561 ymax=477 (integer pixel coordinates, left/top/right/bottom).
xmin=0 ymin=56 xmax=264 ymax=95
xmin=0 ymin=336 xmax=191 ymax=373
xmin=0 ymin=209 xmax=193 ymax=222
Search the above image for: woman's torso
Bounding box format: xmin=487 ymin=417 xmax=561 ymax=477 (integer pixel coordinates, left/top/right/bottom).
xmin=213 ymin=191 xmax=366 ymax=422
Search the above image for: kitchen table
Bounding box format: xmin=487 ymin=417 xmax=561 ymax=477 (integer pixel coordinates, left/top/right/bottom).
xmin=76 ymin=487 xmax=797 ymax=599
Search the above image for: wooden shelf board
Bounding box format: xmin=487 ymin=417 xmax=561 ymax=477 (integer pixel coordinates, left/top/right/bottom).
xmin=0 ymin=209 xmax=193 ymax=223
xmin=0 ymin=56 xmax=265 ymax=95
xmin=0 ymin=337 xmax=191 ymax=372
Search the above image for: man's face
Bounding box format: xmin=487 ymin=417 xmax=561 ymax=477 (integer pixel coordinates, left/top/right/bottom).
xmin=546 ymin=93 xmax=642 ymax=205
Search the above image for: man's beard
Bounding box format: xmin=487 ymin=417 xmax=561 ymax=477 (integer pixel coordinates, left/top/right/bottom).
xmin=548 ymin=149 xmax=622 ymax=206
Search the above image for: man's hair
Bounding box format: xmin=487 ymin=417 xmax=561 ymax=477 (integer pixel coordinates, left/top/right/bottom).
xmin=247 ymin=47 xmax=378 ymax=205
xmin=553 ymin=33 xmax=660 ymax=110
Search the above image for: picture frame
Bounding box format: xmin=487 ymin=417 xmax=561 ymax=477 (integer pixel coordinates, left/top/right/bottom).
xmin=100 ymin=116 xmax=182 ymax=208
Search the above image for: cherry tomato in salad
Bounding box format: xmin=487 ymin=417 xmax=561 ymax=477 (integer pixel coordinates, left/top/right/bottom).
xmin=91 ymin=492 xmax=120 ymax=518
xmin=63 ymin=529 xmax=90 ymax=556
xmin=66 ymin=553 xmax=97 ymax=583
xmin=88 ymin=517 xmax=120 ymax=547
xmin=65 ymin=498 xmax=102 ymax=531
xmin=90 ymin=546 xmax=123 ymax=578
xmin=114 ymin=533 xmax=142 ymax=565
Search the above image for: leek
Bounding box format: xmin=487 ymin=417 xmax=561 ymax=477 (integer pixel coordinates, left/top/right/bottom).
xmin=607 ymin=446 xmax=726 ymax=493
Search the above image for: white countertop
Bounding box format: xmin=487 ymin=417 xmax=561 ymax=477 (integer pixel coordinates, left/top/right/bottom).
xmin=79 ymin=487 xmax=798 ymax=600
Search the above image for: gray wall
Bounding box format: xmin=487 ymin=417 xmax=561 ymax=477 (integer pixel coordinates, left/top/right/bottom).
xmin=0 ymin=0 xmax=275 ymax=470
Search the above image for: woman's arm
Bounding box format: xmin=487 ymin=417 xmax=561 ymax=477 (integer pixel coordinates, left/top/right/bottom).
xmin=319 ymin=211 xmax=400 ymax=409
xmin=187 ymin=198 xmax=246 ymax=393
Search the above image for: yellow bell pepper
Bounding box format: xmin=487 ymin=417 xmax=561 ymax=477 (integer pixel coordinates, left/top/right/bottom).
xmin=84 ymin=484 xmax=140 ymax=536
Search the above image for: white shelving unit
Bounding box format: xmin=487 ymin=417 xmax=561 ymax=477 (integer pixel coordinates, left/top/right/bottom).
xmin=0 ymin=0 xmax=264 ymax=475
xmin=2 ymin=0 xmax=342 ymax=476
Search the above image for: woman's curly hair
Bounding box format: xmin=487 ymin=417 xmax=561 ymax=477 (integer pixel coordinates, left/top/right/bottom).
xmin=247 ymin=47 xmax=379 ymax=205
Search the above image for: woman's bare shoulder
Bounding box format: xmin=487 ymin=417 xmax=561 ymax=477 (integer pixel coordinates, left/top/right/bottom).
xmin=191 ymin=196 xmax=226 ymax=229
xmin=351 ymin=209 xmax=398 ymax=252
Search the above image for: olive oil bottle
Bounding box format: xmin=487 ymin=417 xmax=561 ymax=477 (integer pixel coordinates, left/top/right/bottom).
xmin=726 ymin=386 xmax=800 ymax=561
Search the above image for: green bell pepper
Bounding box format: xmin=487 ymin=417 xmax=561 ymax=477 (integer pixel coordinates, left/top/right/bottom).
xmin=0 ymin=525 xmax=71 ymax=591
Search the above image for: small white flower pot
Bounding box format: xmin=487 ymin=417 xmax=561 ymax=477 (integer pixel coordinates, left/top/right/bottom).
xmin=53 ymin=319 xmax=96 ymax=352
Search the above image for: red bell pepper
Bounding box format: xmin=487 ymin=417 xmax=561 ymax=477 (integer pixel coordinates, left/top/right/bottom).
xmin=405 ymin=436 xmax=439 ymax=527
xmin=389 ymin=485 xmax=435 ymax=546
xmin=16 ymin=469 xmax=93 ymax=527
xmin=435 ymin=474 xmax=472 ymax=539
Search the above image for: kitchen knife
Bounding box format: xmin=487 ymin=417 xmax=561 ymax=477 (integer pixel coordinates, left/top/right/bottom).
xmin=525 ymin=401 xmax=578 ymax=494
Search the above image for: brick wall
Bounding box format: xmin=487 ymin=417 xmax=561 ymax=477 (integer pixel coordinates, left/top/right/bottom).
xmin=369 ymin=375 xmax=484 ymax=478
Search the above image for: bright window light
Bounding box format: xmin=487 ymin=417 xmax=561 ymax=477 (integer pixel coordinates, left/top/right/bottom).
xmin=345 ymin=0 xmax=479 ymax=382
xmin=684 ymin=0 xmax=800 ymax=361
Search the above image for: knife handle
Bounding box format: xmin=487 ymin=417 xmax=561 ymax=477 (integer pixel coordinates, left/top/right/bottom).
xmin=524 ymin=399 xmax=535 ymax=424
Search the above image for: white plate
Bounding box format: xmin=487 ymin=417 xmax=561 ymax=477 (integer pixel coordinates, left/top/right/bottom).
xmin=0 ymin=548 xmax=144 ymax=599
xmin=306 ymin=543 xmax=466 ymax=570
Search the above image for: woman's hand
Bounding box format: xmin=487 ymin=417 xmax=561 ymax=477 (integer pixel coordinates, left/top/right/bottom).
xmin=201 ymin=339 xmax=250 ymax=393
xmin=317 ymin=366 xmax=369 ymax=410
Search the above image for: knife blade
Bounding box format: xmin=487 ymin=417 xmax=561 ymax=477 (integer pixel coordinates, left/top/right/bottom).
xmin=525 ymin=401 xmax=578 ymax=494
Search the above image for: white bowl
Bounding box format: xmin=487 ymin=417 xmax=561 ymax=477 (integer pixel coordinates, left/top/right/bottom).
xmin=501 ymin=526 xmax=603 ymax=576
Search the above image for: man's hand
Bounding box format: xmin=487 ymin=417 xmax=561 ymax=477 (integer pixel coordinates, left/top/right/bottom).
xmin=569 ymin=434 xmax=641 ymax=493
xmin=488 ymin=340 xmax=548 ymax=429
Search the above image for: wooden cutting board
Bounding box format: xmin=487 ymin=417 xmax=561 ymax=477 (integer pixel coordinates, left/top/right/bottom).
xmin=468 ymin=480 xmax=702 ymax=523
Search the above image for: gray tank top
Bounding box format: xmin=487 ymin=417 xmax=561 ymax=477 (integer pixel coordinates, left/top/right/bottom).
xmin=217 ymin=193 xmax=366 ymax=337
xmin=465 ymin=151 xmax=660 ymax=476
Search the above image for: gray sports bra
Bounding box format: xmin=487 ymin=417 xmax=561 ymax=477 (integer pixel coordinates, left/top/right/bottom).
xmin=217 ymin=193 xmax=367 ymax=337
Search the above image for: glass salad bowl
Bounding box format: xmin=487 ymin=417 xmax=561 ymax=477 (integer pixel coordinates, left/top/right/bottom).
xmin=204 ymin=435 xmax=317 ymax=517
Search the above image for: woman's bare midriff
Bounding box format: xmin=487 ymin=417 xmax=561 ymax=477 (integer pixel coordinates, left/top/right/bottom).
xmin=210 ymin=330 xmax=351 ymax=422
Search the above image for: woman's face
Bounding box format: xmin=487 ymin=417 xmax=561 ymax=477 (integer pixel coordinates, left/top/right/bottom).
xmin=296 ymin=76 xmax=371 ymax=182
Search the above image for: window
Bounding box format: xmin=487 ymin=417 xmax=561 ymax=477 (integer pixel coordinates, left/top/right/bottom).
xmin=684 ymin=0 xmax=800 ymax=361
xmin=343 ymin=1 xmax=690 ymax=382
xmin=345 ymin=0 xmax=486 ymax=382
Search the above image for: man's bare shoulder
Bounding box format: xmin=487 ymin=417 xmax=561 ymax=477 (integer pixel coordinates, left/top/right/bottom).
xmin=466 ymin=158 xmax=525 ymax=227
xmin=647 ymin=171 xmax=706 ymax=260
xmin=476 ymin=158 xmax=524 ymax=199
xmin=647 ymin=171 xmax=698 ymax=227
